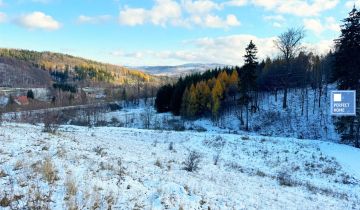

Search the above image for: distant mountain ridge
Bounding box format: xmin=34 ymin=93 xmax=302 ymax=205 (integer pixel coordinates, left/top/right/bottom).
xmin=130 ymin=63 xmax=227 ymax=76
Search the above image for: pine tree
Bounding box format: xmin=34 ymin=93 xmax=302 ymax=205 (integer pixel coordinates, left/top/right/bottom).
xmin=155 ymin=85 xmax=174 ymax=113
xmin=181 ymin=87 xmax=190 ymax=116
xmin=27 ymin=90 xmax=34 ymax=99
xmin=240 ymin=40 xmax=258 ymax=130
xmin=334 ymin=6 xmax=360 ymax=148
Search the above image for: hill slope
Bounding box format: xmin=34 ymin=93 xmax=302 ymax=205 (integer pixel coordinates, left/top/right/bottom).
xmin=0 ymin=56 xmax=52 ymax=88
xmin=0 ymin=123 xmax=359 ymax=209
xmin=0 ymin=48 xmax=168 ymax=87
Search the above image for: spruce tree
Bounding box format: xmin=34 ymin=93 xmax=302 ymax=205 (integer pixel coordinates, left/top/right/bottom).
xmin=240 ymin=40 xmax=258 ymax=130
xmin=334 ymin=6 xmax=360 ymax=148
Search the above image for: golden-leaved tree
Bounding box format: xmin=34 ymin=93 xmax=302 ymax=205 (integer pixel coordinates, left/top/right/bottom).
xmin=211 ymin=79 xmax=224 ymax=118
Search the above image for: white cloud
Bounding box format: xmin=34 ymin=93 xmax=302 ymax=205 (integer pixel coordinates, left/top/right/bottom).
xmin=325 ymin=17 xmax=341 ymax=32
xmin=16 ymin=11 xmax=61 ymax=30
xmin=264 ymin=15 xmax=285 ymax=28
xmin=202 ymin=14 xmax=240 ymax=28
xmin=345 ymin=0 xmax=360 ymax=8
xmin=304 ymin=39 xmax=334 ymax=55
xmin=304 ymin=17 xmax=340 ymax=35
xmin=226 ymin=14 xmax=241 ymax=26
xmin=114 ymin=35 xmax=277 ymax=65
xmin=224 ymin=0 xmax=247 ymax=7
xmin=113 ymin=34 xmax=334 ymax=66
xmin=119 ymin=0 xmax=240 ymax=28
xmin=182 ymin=0 xmax=220 ymax=14
xmin=119 ymin=0 xmax=181 ymax=27
xmin=228 ymin=0 xmax=339 ymax=17
xmin=149 ymin=0 xmax=182 ymax=26
xmin=77 ymin=15 xmax=112 ymax=24
xmin=0 ymin=12 xmax=6 ymax=23
xmin=119 ymin=8 xmax=147 ymax=26
xmin=304 ymin=19 xmax=324 ymax=35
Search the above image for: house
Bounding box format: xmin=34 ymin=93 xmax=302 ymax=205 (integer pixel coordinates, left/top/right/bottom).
xmin=14 ymin=96 xmax=29 ymax=106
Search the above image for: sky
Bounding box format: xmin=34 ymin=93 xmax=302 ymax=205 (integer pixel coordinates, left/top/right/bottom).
xmin=0 ymin=0 xmax=357 ymax=66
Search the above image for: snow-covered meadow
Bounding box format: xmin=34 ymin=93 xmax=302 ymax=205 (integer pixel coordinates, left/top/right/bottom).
xmin=0 ymin=123 xmax=359 ymax=209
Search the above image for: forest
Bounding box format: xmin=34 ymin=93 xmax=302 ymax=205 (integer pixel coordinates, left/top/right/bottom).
xmin=0 ymin=48 xmax=167 ymax=86
xmin=155 ymin=7 xmax=360 ymax=148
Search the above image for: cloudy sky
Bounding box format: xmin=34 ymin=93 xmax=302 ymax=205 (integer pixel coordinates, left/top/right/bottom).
xmin=0 ymin=0 xmax=357 ymax=66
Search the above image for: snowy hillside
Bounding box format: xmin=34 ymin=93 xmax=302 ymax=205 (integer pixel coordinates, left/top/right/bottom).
xmin=0 ymin=123 xmax=359 ymax=209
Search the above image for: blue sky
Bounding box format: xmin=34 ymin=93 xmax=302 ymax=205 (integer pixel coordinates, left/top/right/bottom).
xmin=0 ymin=0 xmax=357 ymax=66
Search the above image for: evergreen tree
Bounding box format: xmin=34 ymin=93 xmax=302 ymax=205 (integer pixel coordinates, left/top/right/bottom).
xmin=334 ymin=6 xmax=360 ymax=148
xmin=155 ymin=85 xmax=174 ymax=113
xmin=27 ymin=90 xmax=34 ymax=99
xmin=181 ymin=87 xmax=190 ymax=116
xmin=240 ymin=40 xmax=258 ymax=130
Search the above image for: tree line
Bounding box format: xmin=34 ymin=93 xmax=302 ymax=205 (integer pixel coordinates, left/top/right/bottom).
xmin=155 ymin=6 xmax=360 ymax=147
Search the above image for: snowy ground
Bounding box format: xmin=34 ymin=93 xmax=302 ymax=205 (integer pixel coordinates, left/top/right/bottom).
xmin=1 ymin=123 xmax=359 ymax=209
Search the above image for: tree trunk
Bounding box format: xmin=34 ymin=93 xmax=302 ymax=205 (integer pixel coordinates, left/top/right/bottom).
xmin=283 ymin=87 xmax=288 ymax=109
xmin=306 ymin=88 xmax=309 ymax=121
xmin=318 ymin=85 xmax=322 ymax=108
xmin=246 ymin=103 xmax=249 ymax=131
xmin=301 ymin=88 xmax=304 ymax=116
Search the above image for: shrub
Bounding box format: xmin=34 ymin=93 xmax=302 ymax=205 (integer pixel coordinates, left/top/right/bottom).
xmin=183 ymin=151 xmax=202 ymax=172
xmin=43 ymin=112 xmax=62 ymax=133
xmin=42 ymin=158 xmax=58 ymax=184
xmin=26 ymin=184 xmax=52 ymax=210
xmin=93 ymin=146 xmax=107 ymax=157
xmin=0 ymin=195 xmax=10 ymax=207
xmin=277 ymin=172 xmax=294 ymax=186
xmin=110 ymin=117 xmax=120 ymax=126
xmin=213 ymin=153 xmax=220 ymax=166
xmin=322 ymin=167 xmax=337 ymax=175
xmin=169 ymin=142 xmax=174 ymax=151
xmin=65 ymin=177 xmax=77 ymax=197
xmin=117 ymin=159 xmax=126 ymax=185
xmin=155 ymin=159 xmax=163 ymax=168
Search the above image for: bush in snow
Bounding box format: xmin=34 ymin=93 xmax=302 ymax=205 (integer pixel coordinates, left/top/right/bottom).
xmin=169 ymin=142 xmax=174 ymax=151
xmin=42 ymin=158 xmax=58 ymax=184
xmin=43 ymin=112 xmax=62 ymax=133
xmin=213 ymin=153 xmax=220 ymax=165
xmin=277 ymin=172 xmax=294 ymax=187
xmin=117 ymin=159 xmax=126 ymax=185
xmin=183 ymin=151 xmax=202 ymax=172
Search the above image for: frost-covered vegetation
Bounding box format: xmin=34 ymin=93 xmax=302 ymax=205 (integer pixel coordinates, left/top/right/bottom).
xmin=0 ymin=123 xmax=359 ymax=209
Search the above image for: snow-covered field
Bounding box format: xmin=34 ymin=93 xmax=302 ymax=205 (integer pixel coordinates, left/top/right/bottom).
xmin=1 ymin=123 xmax=359 ymax=209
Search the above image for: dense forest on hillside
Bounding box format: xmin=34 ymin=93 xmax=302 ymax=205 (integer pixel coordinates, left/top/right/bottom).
xmin=155 ymin=7 xmax=360 ymax=148
xmin=0 ymin=48 xmax=170 ymax=86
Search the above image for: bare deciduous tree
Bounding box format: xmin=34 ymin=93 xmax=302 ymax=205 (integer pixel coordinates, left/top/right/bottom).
xmin=275 ymin=27 xmax=305 ymax=109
